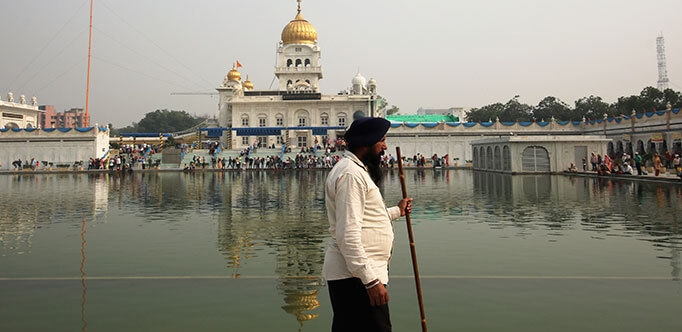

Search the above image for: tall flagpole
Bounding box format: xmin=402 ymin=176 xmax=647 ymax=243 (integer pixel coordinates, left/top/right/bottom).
xmin=84 ymin=0 xmax=93 ymax=127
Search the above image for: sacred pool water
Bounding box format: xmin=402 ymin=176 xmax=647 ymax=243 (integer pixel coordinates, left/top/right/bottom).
xmin=1 ymin=170 xmax=681 ymax=331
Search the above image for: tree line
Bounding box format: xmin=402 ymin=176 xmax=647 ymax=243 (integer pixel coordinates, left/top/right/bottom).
xmin=465 ymin=86 xmax=682 ymax=123
xmin=109 ymin=109 xmax=205 ymax=136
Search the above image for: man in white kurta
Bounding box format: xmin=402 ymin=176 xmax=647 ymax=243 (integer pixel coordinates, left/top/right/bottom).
xmin=323 ymin=117 xmax=412 ymax=332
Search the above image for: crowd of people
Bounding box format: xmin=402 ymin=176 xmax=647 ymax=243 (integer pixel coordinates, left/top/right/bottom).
xmin=10 ymin=158 xmax=41 ymax=170
xmin=88 ymin=143 xmax=161 ymax=171
xmin=183 ymin=153 xmax=344 ymax=171
xmin=571 ymin=150 xmax=682 ymax=178
xmin=181 ymin=148 xmax=457 ymax=171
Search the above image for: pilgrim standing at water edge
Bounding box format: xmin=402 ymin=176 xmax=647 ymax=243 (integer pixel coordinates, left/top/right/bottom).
xmin=323 ymin=117 xmax=413 ymax=332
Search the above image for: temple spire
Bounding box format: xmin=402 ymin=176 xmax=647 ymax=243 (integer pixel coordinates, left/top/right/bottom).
xmin=297 ymin=0 xmax=302 ymax=13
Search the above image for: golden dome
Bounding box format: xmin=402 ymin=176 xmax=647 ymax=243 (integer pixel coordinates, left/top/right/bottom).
xmin=281 ymin=11 xmax=317 ymax=45
xmin=227 ymin=67 xmax=241 ymax=82
xmin=243 ymin=77 xmax=254 ymax=90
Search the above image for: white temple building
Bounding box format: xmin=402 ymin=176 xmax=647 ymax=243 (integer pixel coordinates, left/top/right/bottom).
xmin=0 ymin=92 xmax=109 ymax=170
xmin=217 ymin=0 xmax=379 ymax=149
xmin=0 ymin=92 xmax=42 ymax=129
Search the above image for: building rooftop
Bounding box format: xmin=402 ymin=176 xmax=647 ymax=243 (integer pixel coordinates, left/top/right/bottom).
xmin=386 ymin=114 xmax=459 ymax=123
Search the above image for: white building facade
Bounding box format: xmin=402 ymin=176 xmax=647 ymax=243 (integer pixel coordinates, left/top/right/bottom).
xmin=0 ymin=126 xmax=110 ymax=170
xmin=217 ymin=1 xmax=379 ymax=149
xmin=1 ymin=92 xmax=42 ymax=129
xmin=471 ymin=135 xmax=610 ymax=174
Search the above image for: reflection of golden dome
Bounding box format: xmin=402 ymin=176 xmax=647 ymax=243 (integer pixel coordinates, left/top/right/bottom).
xmin=227 ymin=67 xmax=241 ymax=81
xmin=243 ymin=77 xmax=254 ymax=90
xmin=282 ymin=290 xmax=320 ymax=322
xmin=281 ymin=11 xmax=317 ymax=45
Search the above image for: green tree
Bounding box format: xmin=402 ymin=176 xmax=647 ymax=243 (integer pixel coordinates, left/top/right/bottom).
xmin=639 ymin=86 xmax=665 ymax=107
xmin=612 ymin=86 xmax=669 ymax=115
xmin=114 ymin=122 xmax=138 ymax=135
xmin=573 ymin=95 xmax=612 ymax=120
xmin=375 ymin=95 xmax=388 ymax=114
xmin=386 ymin=105 xmax=400 ymax=115
xmin=612 ymin=95 xmax=654 ymax=115
xmin=663 ymin=88 xmax=682 ymax=108
xmin=533 ymin=96 xmax=571 ymax=121
xmin=466 ymin=103 xmax=504 ymax=122
xmin=136 ymin=109 xmax=203 ymax=133
xmin=500 ymin=97 xmax=532 ymax=122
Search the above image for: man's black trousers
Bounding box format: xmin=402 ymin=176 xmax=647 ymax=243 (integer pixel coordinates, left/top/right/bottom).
xmin=327 ymin=277 xmax=391 ymax=332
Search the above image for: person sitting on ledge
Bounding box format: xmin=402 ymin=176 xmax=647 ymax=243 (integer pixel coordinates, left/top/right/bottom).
xmin=622 ymin=162 xmax=633 ymax=175
xmin=597 ymin=163 xmax=611 ymax=176
xmin=568 ymin=163 xmax=578 ymax=173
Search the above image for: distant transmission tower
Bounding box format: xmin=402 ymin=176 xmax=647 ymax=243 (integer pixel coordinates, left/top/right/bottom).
xmin=656 ymin=34 xmax=670 ymax=91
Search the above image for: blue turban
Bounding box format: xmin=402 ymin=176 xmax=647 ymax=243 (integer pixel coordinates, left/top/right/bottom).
xmin=344 ymin=117 xmax=390 ymax=148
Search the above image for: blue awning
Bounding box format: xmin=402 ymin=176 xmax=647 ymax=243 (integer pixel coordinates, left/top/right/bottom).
xmin=120 ymin=133 xmax=173 ymax=137
xmin=205 ymin=128 xmax=225 ymax=137
xmin=312 ymin=128 xmax=328 ymax=135
xmin=232 ymin=126 xmax=345 ymax=136
xmin=235 ymin=128 xmax=282 ymax=136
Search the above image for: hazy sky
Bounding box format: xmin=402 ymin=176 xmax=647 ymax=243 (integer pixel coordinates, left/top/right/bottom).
xmin=1 ymin=0 xmax=681 ymax=127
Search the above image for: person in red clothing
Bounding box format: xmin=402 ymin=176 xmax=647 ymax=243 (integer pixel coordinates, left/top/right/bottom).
xmin=653 ymin=153 xmax=662 ymax=176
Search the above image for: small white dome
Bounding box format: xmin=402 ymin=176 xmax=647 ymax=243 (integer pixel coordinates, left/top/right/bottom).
xmin=368 ymin=78 xmax=376 ymax=85
xmin=352 ymin=73 xmax=366 ymax=86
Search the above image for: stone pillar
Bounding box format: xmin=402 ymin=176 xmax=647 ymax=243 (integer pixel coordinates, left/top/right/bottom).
xmin=666 ymin=103 xmax=672 ymax=130
xmin=631 ymin=109 xmax=636 ymax=134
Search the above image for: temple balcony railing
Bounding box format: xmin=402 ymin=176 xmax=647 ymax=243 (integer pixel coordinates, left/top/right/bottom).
xmin=274 ymin=66 xmax=322 ymax=74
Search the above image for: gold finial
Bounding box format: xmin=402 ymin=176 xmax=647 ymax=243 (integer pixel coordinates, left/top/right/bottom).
xmin=281 ymin=0 xmax=317 ymax=45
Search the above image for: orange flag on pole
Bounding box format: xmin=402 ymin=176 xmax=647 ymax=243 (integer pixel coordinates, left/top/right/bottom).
xmin=236 ymin=60 xmax=243 ymax=68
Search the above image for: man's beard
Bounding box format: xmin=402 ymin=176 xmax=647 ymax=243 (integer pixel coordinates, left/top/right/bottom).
xmin=362 ymin=149 xmax=384 ymax=186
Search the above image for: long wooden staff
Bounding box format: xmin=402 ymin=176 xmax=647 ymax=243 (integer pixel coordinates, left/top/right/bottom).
xmin=396 ymin=147 xmax=427 ymax=332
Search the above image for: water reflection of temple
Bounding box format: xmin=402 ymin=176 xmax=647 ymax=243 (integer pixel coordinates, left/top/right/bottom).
xmin=470 ymin=171 xmax=682 ymax=278
xmin=216 ymin=170 xmax=328 ymax=329
xmin=0 ymin=173 xmax=109 ymax=255
xmin=279 ymin=275 xmax=322 ymax=329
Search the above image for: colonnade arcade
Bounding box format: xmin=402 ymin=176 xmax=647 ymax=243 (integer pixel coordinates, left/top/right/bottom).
xmin=473 ymin=144 xmax=552 ymax=173
xmin=608 ymin=138 xmax=682 ymax=157
xmin=473 ymin=145 xmax=512 ymax=171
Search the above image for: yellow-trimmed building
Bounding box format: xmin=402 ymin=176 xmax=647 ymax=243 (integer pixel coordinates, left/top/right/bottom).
xmin=217 ymin=0 xmax=379 ymax=149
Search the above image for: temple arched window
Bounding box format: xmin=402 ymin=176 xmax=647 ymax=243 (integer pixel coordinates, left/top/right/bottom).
xmin=503 ymin=145 xmax=511 ymax=171
xmin=494 ymin=146 xmax=502 ymax=170
xmin=522 ymin=146 xmax=550 ymax=172
xmin=337 ymin=112 xmax=347 ymax=127
xmin=473 ymin=148 xmax=478 ymax=168
xmin=486 ymin=147 xmax=493 ymax=169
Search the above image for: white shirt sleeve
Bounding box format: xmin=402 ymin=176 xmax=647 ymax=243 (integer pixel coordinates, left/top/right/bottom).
xmin=333 ymin=173 xmax=378 ymax=284
xmin=386 ymin=206 xmax=401 ymax=221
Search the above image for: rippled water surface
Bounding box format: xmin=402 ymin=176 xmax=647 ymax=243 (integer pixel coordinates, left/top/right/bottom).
xmin=1 ymin=170 xmax=681 ymax=331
